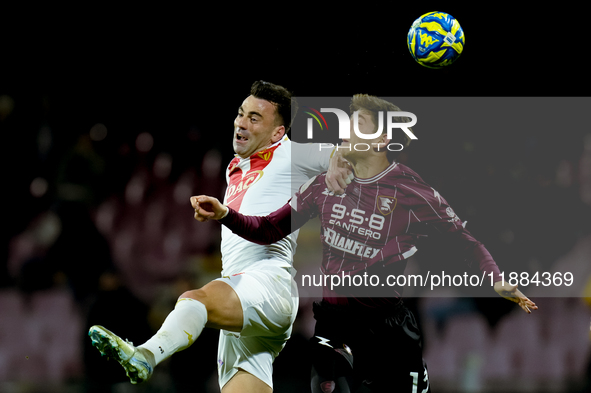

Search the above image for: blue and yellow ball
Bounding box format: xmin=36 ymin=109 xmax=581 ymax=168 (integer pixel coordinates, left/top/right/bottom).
xmin=407 ymin=11 xmax=465 ymax=69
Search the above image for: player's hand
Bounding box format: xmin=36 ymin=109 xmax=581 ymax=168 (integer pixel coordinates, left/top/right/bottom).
xmin=494 ymin=281 xmax=538 ymax=314
xmin=325 ymin=150 xmax=353 ymax=195
xmin=190 ymin=196 xmax=229 ymax=222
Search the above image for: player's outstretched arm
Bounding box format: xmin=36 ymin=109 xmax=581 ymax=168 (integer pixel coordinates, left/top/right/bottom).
xmin=190 ymin=196 xmax=307 ymax=245
xmin=493 ymin=280 xmax=538 ymax=314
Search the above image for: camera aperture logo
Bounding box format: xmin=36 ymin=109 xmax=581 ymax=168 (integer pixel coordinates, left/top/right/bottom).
xmin=303 ymin=106 xmax=329 ymax=131
xmin=303 ymin=106 xmax=417 ymax=152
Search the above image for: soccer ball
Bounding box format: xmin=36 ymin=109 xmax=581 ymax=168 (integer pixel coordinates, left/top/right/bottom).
xmin=407 ymin=11 xmax=465 ymax=69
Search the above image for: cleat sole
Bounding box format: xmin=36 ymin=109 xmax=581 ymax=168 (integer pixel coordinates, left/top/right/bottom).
xmin=88 ymin=326 xmax=148 ymax=384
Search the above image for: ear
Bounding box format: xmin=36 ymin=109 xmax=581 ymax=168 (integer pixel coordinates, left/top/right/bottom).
xmin=271 ymin=125 xmax=286 ymax=143
xmin=373 ymin=134 xmax=391 ymax=152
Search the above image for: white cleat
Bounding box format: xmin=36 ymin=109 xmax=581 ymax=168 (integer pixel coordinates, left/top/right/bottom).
xmin=88 ymin=325 xmax=154 ymax=384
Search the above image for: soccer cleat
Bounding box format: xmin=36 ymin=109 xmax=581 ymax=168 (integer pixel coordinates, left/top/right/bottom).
xmin=88 ymin=325 xmax=155 ymax=384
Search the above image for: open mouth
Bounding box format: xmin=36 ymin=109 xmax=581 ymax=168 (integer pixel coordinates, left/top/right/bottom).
xmin=236 ymin=132 xmax=249 ymax=142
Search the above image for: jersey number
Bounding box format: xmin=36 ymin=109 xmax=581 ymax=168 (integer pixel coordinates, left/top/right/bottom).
xmin=330 ymin=204 xmax=385 ymax=230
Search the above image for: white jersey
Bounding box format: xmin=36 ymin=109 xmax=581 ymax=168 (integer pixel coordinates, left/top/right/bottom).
xmin=220 ymin=137 xmax=333 ymax=276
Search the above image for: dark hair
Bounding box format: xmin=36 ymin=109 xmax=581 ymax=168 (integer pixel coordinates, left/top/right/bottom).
xmin=250 ymin=80 xmax=298 ymax=134
xmin=350 ymin=94 xmax=415 ymax=161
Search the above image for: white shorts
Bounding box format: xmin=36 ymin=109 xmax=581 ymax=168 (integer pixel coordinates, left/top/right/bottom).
xmin=215 ymin=264 xmax=299 ymax=389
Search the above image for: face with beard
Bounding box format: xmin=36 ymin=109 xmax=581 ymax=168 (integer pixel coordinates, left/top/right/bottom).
xmin=233 ymin=95 xmax=285 ymax=158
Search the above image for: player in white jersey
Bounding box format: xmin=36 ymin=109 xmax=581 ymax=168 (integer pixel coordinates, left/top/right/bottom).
xmin=88 ymin=81 xmax=351 ymax=392
xmin=220 ymin=134 xmax=340 ymax=277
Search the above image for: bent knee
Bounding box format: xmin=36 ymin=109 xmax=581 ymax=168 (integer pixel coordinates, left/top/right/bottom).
xmin=179 ymin=289 xmax=207 ymax=303
xmin=179 ymin=281 xmax=236 ymax=307
xmin=178 ymin=282 xmax=243 ymax=330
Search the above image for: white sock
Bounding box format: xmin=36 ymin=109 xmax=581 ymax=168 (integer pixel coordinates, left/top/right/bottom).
xmin=139 ymin=298 xmax=208 ymax=366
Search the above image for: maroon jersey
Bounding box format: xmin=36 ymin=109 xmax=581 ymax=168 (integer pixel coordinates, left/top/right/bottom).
xmin=221 ymin=162 xmax=501 ymax=307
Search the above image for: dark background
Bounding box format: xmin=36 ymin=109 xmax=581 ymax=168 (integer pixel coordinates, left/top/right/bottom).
xmin=3 ymin=3 xmax=589 ymax=249
xmin=1 ymin=3 xmax=590 ymax=393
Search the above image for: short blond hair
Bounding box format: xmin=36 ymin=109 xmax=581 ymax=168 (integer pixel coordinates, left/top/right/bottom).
xmin=349 ymin=94 xmax=414 ymax=148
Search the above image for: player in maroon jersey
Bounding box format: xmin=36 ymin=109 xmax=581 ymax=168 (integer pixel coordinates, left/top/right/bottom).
xmin=192 ymin=94 xmax=537 ymax=392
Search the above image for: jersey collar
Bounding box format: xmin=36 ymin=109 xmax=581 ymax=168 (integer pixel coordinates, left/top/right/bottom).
xmin=353 ymin=161 xmax=399 ymax=184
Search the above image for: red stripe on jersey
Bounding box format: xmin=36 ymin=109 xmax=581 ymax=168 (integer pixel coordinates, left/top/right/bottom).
xmin=225 ymin=145 xmax=279 ymax=211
